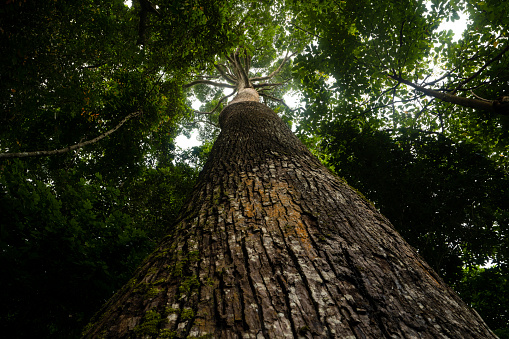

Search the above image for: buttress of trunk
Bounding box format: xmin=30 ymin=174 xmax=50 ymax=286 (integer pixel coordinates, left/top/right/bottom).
xmin=83 ymin=102 xmax=496 ymax=338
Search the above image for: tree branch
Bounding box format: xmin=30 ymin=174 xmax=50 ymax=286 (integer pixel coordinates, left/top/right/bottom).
xmin=259 ymin=92 xmax=302 ymax=112
xmin=244 ymin=50 xmax=251 ymax=73
xmin=383 ymin=128 xmax=444 ymax=137
xmin=197 ymin=118 xmax=219 ymax=128
xmin=0 ymin=111 xmax=142 ymax=159
xmin=184 ymin=80 xmax=236 ymax=89
xmin=214 ymin=64 xmax=237 ymax=84
xmin=360 ymin=93 xmax=427 ymax=115
xmin=290 ymin=23 xmax=321 ymax=39
xmin=250 ymin=52 xmax=295 ymax=82
xmin=452 ymin=43 xmax=509 ymax=94
xmin=411 ymin=97 xmax=436 ymax=130
xmin=185 ymin=118 xmax=219 ymax=129
xmin=192 ymin=91 xmax=236 ymax=115
xmin=192 ymin=74 xmax=222 ymax=80
xmin=233 ymin=50 xmax=251 ymax=89
xmin=389 ymin=75 xmax=509 ymax=115
xmin=136 ymin=0 xmax=161 ymax=45
xmin=80 ymin=62 xmax=107 ymax=69
xmin=140 ymin=0 xmax=160 ymax=15
xmin=470 ymin=91 xmax=492 ymax=102
xmin=253 ymin=82 xmax=285 ymax=89
xmin=225 ymin=53 xmax=236 ymax=67
xmin=423 ymin=69 xmax=456 ymax=87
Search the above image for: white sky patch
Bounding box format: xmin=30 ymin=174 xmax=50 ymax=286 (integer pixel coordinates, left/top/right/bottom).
xmin=423 ymin=11 xmax=468 ymax=87
xmin=190 ymin=96 xmax=202 ymax=110
xmin=438 ymin=15 xmax=469 ymax=41
xmin=175 ymin=130 xmax=202 ymax=149
xmin=424 ymin=0 xmax=469 ymax=41
xmin=283 ymin=92 xmax=302 ymax=110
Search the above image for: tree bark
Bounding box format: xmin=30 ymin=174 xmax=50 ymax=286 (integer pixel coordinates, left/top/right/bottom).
xmin=83 ymin=101 xmax=496 ymax=338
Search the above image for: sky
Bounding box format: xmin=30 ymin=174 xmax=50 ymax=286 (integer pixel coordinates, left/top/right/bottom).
xmin=175 ymin=130 xmax=202 ymax=149
xmin=438 ymin=14 xmax=469 ymax=42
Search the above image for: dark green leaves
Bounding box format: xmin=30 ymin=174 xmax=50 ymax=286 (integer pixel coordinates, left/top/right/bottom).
xmin=322 ymin=123 xmax=509 ymax=278
xmin=0 ymin=160 xmax=152 ymax=338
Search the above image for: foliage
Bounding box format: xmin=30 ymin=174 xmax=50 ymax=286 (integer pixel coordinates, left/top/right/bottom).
xmin=124 ymin=164 xmax=199 ymax=241
xmin=322 ymin=122 xmax=508 ymax=280
xmin=455 ymin=266 xmax=509 ymax=337
xmin=0 ymin=0 xmax=233 ymax=165
xmin=0 ymin=157 xmax=197 ymax=338
xmin=0 ymin=160 xmax=152 ymax=338
xmin=0 ymin=1 xmax=222 ymax=336
xmin=181 ymin=0 xmax=314 ymax=143
xmin=293 ymin=0 xmax=509 ymax=165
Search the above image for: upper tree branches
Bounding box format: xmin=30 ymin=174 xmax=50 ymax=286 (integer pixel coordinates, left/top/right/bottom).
xmin=185 ymin=48 xmax=294 ymax=115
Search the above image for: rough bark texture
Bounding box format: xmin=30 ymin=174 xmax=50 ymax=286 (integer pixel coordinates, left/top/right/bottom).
xmin=83 ymin=102 xmax=496 ymax=338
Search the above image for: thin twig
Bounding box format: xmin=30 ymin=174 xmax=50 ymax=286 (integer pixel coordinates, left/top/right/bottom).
xmin=192 ymin=91 xmax=236 ymax=115
xmin=452 ymin=43 xmax=509 ymax=94
xmin=184 ymin=80 xmax=236 ymax=89
xmin=250 ymin=51 xmax=296 ymax=83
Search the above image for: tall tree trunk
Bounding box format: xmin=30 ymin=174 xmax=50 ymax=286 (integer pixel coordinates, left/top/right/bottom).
xmin=83 ymin=101 xmax=495 ymax=338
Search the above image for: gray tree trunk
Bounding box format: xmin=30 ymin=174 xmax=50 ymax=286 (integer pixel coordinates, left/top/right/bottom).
xmin=83 ymin=101 xmax=496 ymax=338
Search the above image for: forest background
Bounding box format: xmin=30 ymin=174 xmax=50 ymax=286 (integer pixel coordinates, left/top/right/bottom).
xmin=0 ymin=0 xmax=507 ymax=337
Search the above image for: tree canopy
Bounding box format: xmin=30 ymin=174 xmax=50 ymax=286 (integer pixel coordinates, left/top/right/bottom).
xmin=0 ymin=0 xmax=507 ymax=337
